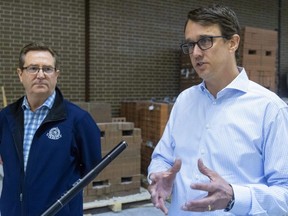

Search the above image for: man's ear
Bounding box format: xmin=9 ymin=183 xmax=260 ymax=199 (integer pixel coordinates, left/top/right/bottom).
xmin=17 ymin=68 xmax=23 ymax=82
xmin=229 ymin=34 xmax=240 ymax=53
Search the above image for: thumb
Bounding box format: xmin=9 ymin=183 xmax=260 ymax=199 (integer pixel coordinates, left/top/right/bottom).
xmin=166 ymin=158 xmax=181 ymax=177
xmin=171 ymin=158 xmax=182 ymax=173
xmin=197 ymin=159 xmax=215 ymax=181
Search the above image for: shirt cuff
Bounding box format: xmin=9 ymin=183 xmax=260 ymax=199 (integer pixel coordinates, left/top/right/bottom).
xmin=230 ymin=184 xmax=251 ymax=215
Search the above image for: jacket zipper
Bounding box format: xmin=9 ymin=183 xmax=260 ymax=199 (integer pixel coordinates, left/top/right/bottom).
xmin=20 ymin=165 xmax=25 ymax=215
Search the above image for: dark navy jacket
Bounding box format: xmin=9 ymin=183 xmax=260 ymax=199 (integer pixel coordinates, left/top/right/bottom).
xmin=0 ymin=87 xmax=102 ymax=216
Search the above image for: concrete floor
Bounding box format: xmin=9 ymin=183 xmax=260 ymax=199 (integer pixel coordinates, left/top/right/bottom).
xmin=83 ymin=186 xmax=167 ymax=216
xmin=84 ymin=201 xmax=166 ymax=216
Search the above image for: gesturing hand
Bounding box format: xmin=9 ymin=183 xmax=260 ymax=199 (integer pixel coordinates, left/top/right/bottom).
xmin=148 ymin=159 xmax=182 ymax=215
xmin=182 ymin=159 xmax=234 ymax=212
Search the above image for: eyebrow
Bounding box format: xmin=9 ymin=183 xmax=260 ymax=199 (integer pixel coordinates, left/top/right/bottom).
xmin=184 ymin=35 xmax=211 ymax=43
xmin=25 ymin=64 xmax=54 ymax=67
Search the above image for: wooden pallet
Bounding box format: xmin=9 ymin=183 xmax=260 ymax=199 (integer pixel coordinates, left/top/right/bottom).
xmin=83 ymin=187 xmax=151 ymax=212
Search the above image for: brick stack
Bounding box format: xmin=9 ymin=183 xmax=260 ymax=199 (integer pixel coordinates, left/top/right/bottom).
xmin=138 ymin=102 xmax=170 ymax=146
xmin=179 ymin=51 xmax=202 ymax=93
xmin=74 ymin=102 xmax=112 ymax=123
xmin=120 ymin=101 xmax=148 ymax=128
xmin=83 ymin=122 xmax=142 ymax=202
xmin=239 ymin=26 xmax=278 ymax=92
xmin=120 ymin=101 xmax=173 ymax=176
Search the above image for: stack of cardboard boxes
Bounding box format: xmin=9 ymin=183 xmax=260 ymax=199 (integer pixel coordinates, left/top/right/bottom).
xmin=238 ymin=26 xmax=278 ymax=92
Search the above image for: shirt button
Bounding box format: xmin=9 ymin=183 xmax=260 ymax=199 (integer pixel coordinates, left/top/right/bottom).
xmin=200 ymin=149 xmax=205 ymax=155
xmin=206 ymin=124 xmax=210 ymax=129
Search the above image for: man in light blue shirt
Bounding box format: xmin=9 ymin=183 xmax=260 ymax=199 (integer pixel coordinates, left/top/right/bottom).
xmin=148 ymin=4 xmax=288 ymax=216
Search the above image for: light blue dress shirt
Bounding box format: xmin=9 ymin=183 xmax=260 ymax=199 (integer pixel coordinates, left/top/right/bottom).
xmin=148 ymin=68 xmax=288 ymax=216
xmin=22 ymin=91 xmax=56 ymax=171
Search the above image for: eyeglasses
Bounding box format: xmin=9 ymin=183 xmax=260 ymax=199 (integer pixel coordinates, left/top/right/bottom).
xmin=22 ymin=65 xmax=56 ymax=74
xmin=180 ymin=36 xmax=226 ymax=54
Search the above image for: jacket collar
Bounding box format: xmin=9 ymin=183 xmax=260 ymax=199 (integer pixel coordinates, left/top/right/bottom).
xmin=10 ymin=86 xmax=66 ymax=122
xmin=44 ymin=87 xmax=67 ymax=123
xmin=4 ymin=87 xmax=67 ymax=170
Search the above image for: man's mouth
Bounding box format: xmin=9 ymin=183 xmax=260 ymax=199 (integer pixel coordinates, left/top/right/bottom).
xmin=196 ymin=62 xmax=204 ymax=67
xmin=33 ymin=82 xmax=47 ymax=87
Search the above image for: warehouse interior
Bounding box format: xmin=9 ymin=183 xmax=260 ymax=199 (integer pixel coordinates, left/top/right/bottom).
xmin=0 ymin=0 xmax=287 ymax=215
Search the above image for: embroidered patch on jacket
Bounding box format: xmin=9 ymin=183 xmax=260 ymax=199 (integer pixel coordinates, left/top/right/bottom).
xmin=47 ymin=127 xmax=62 ymax=140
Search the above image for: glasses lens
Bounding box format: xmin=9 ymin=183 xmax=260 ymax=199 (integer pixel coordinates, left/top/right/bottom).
xmin=43 ymin=67 xmax=55 ymax=73
xmin=26 ymin=66 xmax=39 ymax=73
xmin=181 ymin=44 xmax=189 ymax=54
xmin=181 ymin=43 xmax=195 ymax=54
xmin=24 ymin=66 xmax=55 ymax=73
xmin=198 ymin=37 xmax=213 ymax=50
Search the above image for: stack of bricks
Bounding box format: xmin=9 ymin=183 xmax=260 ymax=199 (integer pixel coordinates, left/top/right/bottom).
xmin=120 ymin=101 xmax=173 ymax=176
xmin=238 ymin=26 xmax=278 ymax=92
xmin=74 ymin=102 xmax=112 ymax=123
xmin=83 ymin=122 xmax=142 ymax=202
xmin=119 ymin=101 xmax=147 ymax=128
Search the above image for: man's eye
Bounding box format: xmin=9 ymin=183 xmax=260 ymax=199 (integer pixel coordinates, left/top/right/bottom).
xmin=43 ymin=67 xmax=54 ymax=73
xmin=199 ymin=37 xmax=210 ymax=44
xmin=188 ymin=42 xmax=195 ymax=48
xmin=29 ymin=66 xmax=39 ymax=71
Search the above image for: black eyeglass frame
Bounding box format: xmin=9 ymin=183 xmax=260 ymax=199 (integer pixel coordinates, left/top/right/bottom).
xmin=22 ymin=65 xmax=57 ymax=74
xmin=180 ymin=36 xmax=226 ymax=54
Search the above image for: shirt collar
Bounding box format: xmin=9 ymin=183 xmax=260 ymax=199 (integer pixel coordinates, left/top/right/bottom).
xmin=200 ymin=67 xmax=249 ymax=94
xmin=22 ymin=91 xmax=56 ymax=111
xmin=225 ymin=67 xmax=249 ymax=93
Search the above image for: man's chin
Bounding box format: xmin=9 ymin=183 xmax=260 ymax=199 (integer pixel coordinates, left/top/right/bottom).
xmin=33 ymin=85 xmax=49 ymax=91
xmin=30 ymin=87 xmax=51 ymax=96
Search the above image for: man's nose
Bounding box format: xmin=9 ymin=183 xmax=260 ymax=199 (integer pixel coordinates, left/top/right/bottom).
xmin=192 ymin=44 xmax=202 ymax=56
xmin=36 ymin=68 xmax=45 ymax=77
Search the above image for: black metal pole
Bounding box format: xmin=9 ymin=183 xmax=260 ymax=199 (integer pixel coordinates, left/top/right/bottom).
xmin=41 ymin=140 xmax=128 ymax=216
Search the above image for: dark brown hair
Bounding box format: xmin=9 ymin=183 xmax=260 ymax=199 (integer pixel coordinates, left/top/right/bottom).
xmin=19 ymin=42 xmax=59 ymax=69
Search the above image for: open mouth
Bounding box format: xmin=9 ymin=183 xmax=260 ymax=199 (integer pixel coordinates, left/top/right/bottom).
xmin=196 ymin=62 xmax=204 ymax=67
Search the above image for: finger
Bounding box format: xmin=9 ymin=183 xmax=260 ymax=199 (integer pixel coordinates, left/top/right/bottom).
xmin=149 ymin=183 xmax=161 ymax=204
xmin=168 ymin=158 xmax=182 ymax=174
xmin=182 ymin=199 xmax=212 ymax=212
xmin=190 ymin=182 xmax=212 ymax=192
xmin=149 ymin=188 xmax=157 ymax=205
xmin=149 ymin=184 xmax=168 ymax=212
xmin=197 ymin=159 xmax=216 ymax=181
xmin=149 ymin=172 xmax=163 ymax=186
xmin=156 ymin=197 xmax=169 ymax=215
